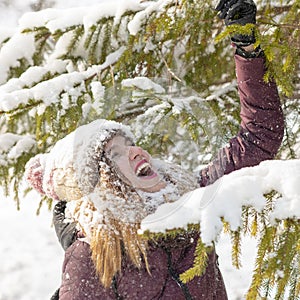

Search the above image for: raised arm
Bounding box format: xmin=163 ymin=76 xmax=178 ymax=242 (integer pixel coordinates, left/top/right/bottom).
xmin=199 ymin=0 xmax=284 ymax=187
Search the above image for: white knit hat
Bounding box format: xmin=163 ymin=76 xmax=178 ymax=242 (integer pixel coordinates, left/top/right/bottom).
xmin=25 ymin=119 xmax=135 ymax=201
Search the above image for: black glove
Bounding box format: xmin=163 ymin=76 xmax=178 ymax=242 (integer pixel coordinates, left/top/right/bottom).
xmin=53 ymin=201 xmax=77 ymax=251
xmin=50 ymin=288 xmax=60 ymax=300
xmin=216 ymin=0 xmax=257 ymax=46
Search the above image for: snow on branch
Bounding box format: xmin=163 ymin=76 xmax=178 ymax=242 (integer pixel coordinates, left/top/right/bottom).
xmin=0 ymin=133 xmax=36 ymax=166
xmin=18 ymin=1 xmax=143 ymax=33
xmin=140 ymin=159 xmax=300 ymax=244
xmin=0 ymin=0 xmax=170 ymax=84
xmin=0 ymin=69 xmax=90 ymax=112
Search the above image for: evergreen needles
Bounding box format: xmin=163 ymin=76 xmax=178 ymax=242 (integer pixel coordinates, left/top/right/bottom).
xmin=0 ymin=0 xmax=299 ymax=298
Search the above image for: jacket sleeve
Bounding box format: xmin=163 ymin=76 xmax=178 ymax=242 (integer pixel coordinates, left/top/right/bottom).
xmin=59 ymin=240 xmax=116 ymax=299
xmin=199 ymin=55 xmax=284 ymax=187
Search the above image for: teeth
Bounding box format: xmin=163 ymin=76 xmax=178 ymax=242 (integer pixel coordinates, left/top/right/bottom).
xmin=136 ymin=162 xmax=151 ymax=176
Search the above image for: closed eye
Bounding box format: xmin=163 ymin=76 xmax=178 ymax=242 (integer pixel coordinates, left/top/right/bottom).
xmin=125 ymin=139 xmax=135 ymax=147
xmin=110 ymin=151 xmax=121 ymax=159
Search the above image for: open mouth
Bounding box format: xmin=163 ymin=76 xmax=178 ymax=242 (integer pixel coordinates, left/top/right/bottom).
xmin=135 ymin=160 xmax=156 ymax=178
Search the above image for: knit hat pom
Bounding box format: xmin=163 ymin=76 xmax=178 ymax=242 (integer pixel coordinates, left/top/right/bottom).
xmin=25 ymin=154 xmax=46 ymax=196
xmin=25 ymin=153 xmax=61 ymax=200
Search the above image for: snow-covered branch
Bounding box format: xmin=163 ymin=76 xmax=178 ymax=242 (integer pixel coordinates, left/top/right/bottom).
xmin=140 ymin=159 xmax=300 ymax=244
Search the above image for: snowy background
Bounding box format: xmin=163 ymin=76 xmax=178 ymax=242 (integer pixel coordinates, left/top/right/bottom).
xmin=0 ymin=1 xmax=297 ymax=300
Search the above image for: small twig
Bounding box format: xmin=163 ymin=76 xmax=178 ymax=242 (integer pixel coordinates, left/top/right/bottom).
xmin=160 ymin=53 xmax=182 ymax=82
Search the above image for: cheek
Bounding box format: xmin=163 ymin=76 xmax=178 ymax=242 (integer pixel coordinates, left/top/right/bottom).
xmin=114 ymin=157 xmax=133 ymax=176
xmin=141 ymin=149 xmax=150 ymax=160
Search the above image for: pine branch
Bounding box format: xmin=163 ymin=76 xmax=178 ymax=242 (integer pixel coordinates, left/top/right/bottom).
xmin=179 ymin=239 xmax=212 ymax=283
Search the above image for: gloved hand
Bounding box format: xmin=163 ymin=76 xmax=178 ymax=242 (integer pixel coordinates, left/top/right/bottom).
xmin=216 ymin=0 xmax=257 ymax=46
xmin=53 ymin=201 xmax=77 ymax=251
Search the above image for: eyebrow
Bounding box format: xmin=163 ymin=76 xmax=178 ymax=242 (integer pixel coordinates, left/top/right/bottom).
xmin=107 ymin=136 xmax=134 ymax=152
xmin=124 ymin=137 xmax=135 ymax=146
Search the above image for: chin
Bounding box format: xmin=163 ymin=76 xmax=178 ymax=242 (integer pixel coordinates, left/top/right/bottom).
xmin=142 ymin=181 xmax=166 ymax=193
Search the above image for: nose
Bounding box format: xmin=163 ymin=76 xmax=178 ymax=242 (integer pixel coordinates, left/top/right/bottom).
xmin=129 ymin=146 xmax=148 ymax=160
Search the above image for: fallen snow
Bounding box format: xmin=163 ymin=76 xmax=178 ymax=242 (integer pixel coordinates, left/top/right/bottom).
xmin=0 ymin=193 xmax=63 ymax=300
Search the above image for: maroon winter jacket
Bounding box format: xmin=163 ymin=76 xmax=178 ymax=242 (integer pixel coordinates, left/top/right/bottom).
xmin=58 ymin=55 xmax=284 ymax=299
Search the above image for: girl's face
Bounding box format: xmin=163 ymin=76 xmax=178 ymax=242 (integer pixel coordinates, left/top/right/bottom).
xmin=104 ymin=135 xmax=166 ymax=192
